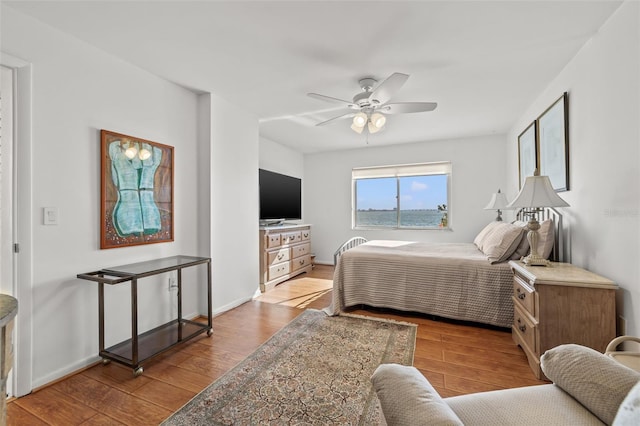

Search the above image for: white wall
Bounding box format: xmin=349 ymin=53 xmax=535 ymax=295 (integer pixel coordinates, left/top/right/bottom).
xmin=506 ymin=1 xmax=639 ymax=334
xmin=305 ymin=135 xmax=507 ymax=264
xmin=258 ymin=136 xmax=305 ymax=224
xmin=259 ymin=136 xmax=304 ymax=179
xmin=2 ymin=5 xmax=202 ymax=389
xmin=205 ymin=94 xmax=260 ymax=312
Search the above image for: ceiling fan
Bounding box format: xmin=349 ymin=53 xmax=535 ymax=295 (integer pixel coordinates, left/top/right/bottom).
xmin=307 ymin=72 xmax=437 ymax=134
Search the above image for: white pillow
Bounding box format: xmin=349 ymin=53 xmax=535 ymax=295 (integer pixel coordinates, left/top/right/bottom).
xmin=481 ymin=222 xmax=526 ymax=264
xmin=473 ymin=221 xmax=501 ymax=251
xmin=537 ymin=219 xmax=555 ymax=260
xmin=510 ymin=220 xmax=531 ymax=260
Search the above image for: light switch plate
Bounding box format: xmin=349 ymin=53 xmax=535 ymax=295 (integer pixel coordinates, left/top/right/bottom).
xmin=43 ymin=207 xmax=58 ymax=225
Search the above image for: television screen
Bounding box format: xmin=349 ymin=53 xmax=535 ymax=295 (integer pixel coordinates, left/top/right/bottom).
xmin=259 ymin=169 xmax=302 ymax=221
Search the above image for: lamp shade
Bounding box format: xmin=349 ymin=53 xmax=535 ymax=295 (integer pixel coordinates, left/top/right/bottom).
xmin=484 ymin=189 xmax=511 ymax=210
xmin=507 ymin=174 xmax=570 ymax=208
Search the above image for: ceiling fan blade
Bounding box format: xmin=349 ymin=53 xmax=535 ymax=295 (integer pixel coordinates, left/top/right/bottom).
xmin=380 ymin=102 xmax=438 ymax=114
xmin=315 ymin=112 xmax=355 ymax=126
xmin=308 ymin=93 xmax=355 ymax=107
xmin=368 ymin=72 xmax=409 ymax=105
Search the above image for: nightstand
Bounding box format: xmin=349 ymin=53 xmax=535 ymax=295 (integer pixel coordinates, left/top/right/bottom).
xmin=509 ymin=260 xmax=618 ymax=379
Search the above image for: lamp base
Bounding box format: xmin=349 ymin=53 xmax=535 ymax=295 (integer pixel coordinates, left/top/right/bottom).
xmin=522 ymin=215 xmax=550 ymax=266
xmin=521 ymin=253 xmax=550 ymax=267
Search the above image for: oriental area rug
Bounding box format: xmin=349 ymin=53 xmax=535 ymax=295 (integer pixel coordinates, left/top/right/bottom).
xmin=163 ymin=309 xmax=416 ymax=425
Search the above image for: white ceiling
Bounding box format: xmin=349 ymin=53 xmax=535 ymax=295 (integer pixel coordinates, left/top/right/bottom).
xmin=6 ymin=1 xmax=622 ymax=153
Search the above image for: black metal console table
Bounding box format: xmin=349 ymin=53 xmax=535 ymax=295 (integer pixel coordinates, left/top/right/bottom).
xmin=78 ymin=255 xmax=212 ymax=376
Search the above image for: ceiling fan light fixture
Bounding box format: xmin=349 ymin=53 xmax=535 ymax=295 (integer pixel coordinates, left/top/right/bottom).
xmin=350 ymin=122 xmax=365 ymax=134
xmin=368 ymin=120 xmax=383 ymax=134
xmin=371 ymin=112 xmax=386 ymax=129
xmin=352 ymin=112 xmax=367 ymax=128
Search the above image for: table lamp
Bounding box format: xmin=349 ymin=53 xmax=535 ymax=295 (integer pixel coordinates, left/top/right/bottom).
xmin=484 ymin=189 xmax=511 ymax=221
xmin=507 ymin=170 xmax=569 ymax=266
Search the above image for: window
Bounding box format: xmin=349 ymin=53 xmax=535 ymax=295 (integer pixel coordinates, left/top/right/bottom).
xmin=353 ymin=162 xmax=451 ymax=229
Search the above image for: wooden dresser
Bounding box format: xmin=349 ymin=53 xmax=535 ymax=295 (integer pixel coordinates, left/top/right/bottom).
xmin=510 ymin=260 xmax=618 ymax=379
xmin=259 ymin=224 xmax=312 ymax=292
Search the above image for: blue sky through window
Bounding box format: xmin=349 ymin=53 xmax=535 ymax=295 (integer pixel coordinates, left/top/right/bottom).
xmin=356 ymin=175 xmax=447 ymax=210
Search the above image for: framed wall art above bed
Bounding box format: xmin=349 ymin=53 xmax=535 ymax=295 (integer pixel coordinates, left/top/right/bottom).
xmin=518 ymin=121 xmax=537 ymax=189
xmin=537 ymin=92 xmax=570 ymax=192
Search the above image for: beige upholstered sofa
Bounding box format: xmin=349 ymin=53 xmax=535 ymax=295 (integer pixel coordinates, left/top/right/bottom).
xmin=372 ymin=344 xmax=640 ymax=426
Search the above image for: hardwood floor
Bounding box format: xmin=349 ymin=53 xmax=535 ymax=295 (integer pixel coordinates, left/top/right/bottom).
xmin=7 ymin=264 xmax=545 ymax=425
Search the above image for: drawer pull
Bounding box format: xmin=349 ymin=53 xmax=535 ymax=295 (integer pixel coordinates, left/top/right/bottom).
xmin=300 ymin=259 xmax=305 ymax=265
xmin=277 ymin=254 xmax=283 ymax=260
xmin=517 ymin=288 xmax=526 ymax=300
xmin=519 ymin=324 xmax=527 ymax=332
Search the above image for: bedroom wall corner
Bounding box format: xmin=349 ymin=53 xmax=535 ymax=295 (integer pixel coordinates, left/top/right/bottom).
xmin=506 ymin=0 xmax=639 ymax=336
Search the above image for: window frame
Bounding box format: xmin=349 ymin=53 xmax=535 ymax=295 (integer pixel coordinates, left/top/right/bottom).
xmin=352 ymin=162 xmax=452 ymax=230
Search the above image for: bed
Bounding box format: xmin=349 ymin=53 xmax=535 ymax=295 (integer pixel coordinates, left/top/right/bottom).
xmin=325 ymin=208 xmax=564 ymax=328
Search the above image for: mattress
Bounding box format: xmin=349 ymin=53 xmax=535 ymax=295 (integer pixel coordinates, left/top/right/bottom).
xmin=324 ymin=240 xmax=514 ymax=328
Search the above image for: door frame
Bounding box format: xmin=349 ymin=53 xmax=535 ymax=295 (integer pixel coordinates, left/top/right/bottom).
xmin=1 ymin=52 xmax=33 ymax=397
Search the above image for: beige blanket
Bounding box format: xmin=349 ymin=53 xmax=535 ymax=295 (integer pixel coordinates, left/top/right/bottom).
xmin=324 ymin=240 xmax=514 ymax=328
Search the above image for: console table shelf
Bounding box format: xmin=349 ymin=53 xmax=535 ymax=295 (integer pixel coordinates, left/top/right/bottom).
xmin=78 ymin=255 xmax=212 ymax=376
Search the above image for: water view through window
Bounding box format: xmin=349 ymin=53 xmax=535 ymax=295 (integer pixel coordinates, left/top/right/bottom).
xmin=355 ymin=174 xmax=448 ymax=228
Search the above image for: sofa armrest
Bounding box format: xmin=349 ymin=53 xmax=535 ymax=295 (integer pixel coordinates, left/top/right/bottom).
xmin=371 ymin=364 xmax=463 ymax=426
xmin=542 ymin=344 xmax=640 ymax=425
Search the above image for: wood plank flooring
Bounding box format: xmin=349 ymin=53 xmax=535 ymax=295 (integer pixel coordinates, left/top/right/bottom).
xmin=7 ymin=265 xmax=545 ymax=425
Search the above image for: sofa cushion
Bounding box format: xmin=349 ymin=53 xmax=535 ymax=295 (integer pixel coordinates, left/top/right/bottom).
xmin=371 ymin=364 xmax=463 ymax=426
xmin=446 ymin=384 xmax=605 ymax=425
xmin=541 ymin=344 xmax=640 ymax=425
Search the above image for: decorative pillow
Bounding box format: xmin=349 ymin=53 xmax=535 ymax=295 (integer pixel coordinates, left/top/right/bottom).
xmin=480 ymin=222 xmax=526 ymax=264
xmin=510 ymin=220 xmax=531 ymax=260
xmin=541 ymin=344 xmax=640 ymax=425
xmin=371 ymin=364 xmax=463 ymax=426
xmin=473 ymin=221 xmax=501 ymax=251
xmin=613 ymin=380 xmax=640 ymax=425
xmin=536 ymin=219 xmax=555 ymax=259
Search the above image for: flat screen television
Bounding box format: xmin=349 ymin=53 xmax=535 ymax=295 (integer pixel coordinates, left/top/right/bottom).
xmin=259 ymin=169 xmax=302 ymax=223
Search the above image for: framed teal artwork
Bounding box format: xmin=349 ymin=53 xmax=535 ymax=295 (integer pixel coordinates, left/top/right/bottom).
xmin=100 ymin=130 xmax=174 ymax=249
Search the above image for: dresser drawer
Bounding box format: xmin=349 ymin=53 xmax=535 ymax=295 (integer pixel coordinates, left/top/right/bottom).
xmin=301 ymin=229 xmax=311 ymax=241
xmin=513 ymin=276 xmax=535 ymax=317
xmin=513 ymin=303 xmax=537 ymax=354
xmin=269 ymin=262 xmax=291 ymax=280
xmin=291 ymin=255 xmax=311 ymax=272
xmin=292 ymin=243 xmax=310 ymax=259
xmin=268 ymin=248 xmax=290 ymax=265
xmin=281 ymin=231 xmax=302 ymax=245
xmin=267 ymin=234 xmax=281 ymax=248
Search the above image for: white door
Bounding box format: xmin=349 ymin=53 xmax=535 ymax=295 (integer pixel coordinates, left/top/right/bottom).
xmin=0 ymin=64 xmax=15 ymax=397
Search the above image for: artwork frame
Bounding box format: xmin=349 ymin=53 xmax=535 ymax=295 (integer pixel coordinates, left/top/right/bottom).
xmin=537 ymin=92 xmax=569 ymax=192
xmin=100 ymin=130 xmax=174 ymax=249
xmin=517 ymin=121 xmax=537 ymax=189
